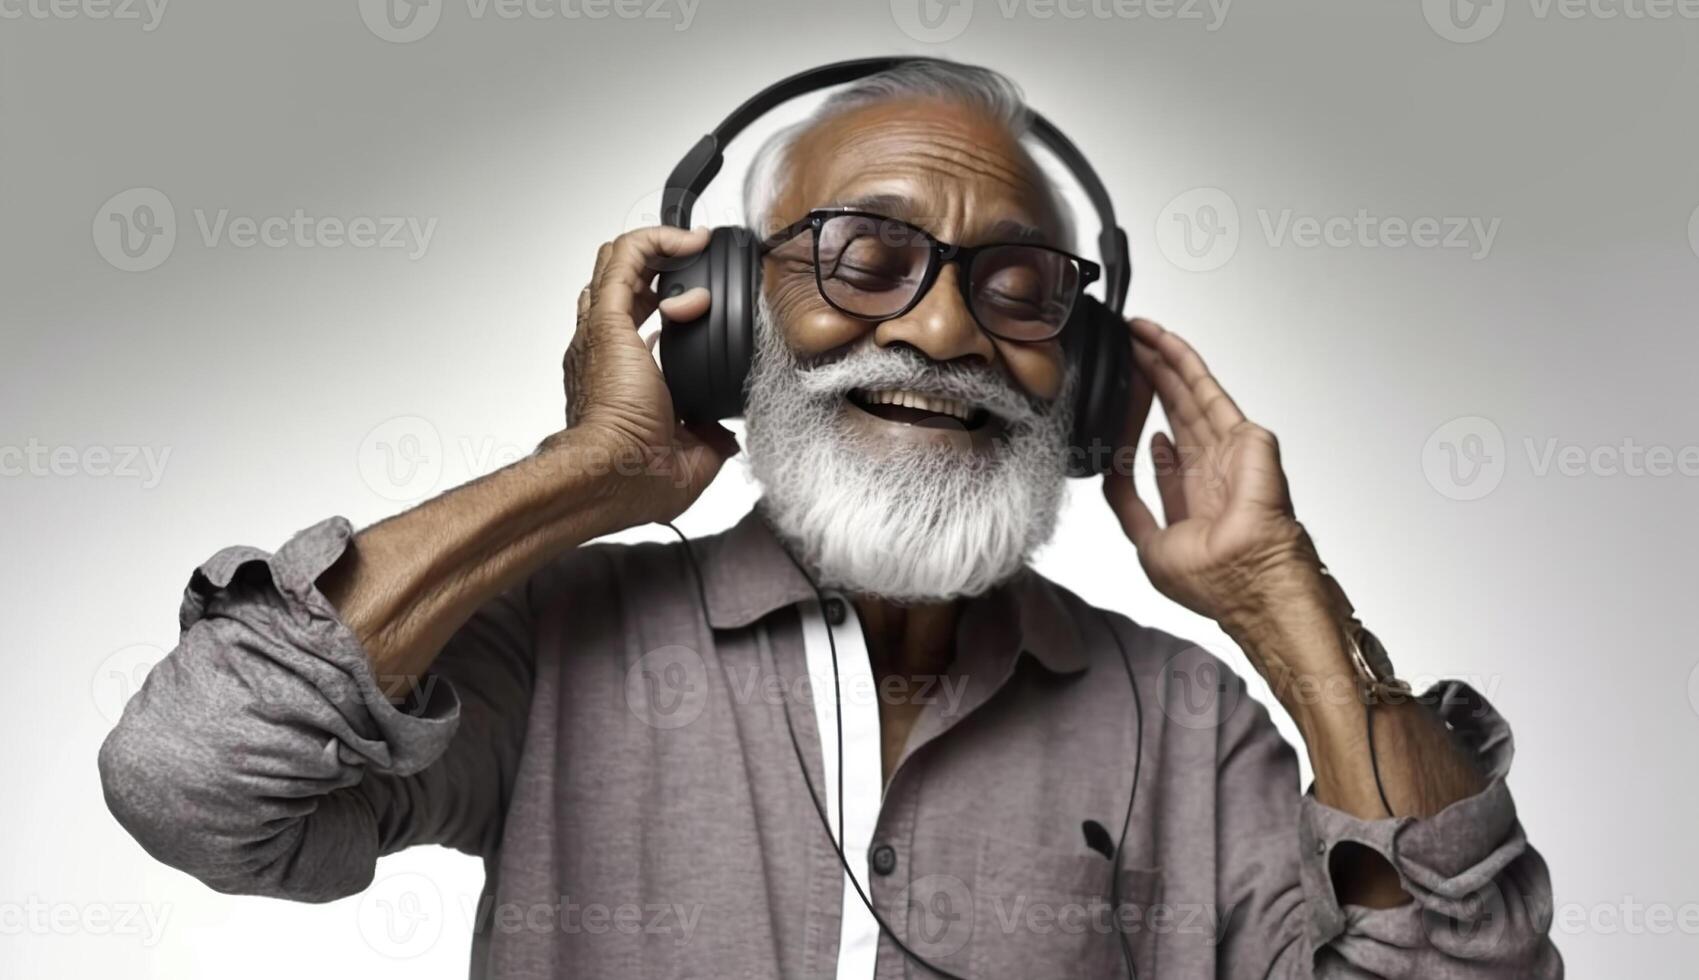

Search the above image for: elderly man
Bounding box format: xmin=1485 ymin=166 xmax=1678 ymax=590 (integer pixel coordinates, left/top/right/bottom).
xmin=99 ymin=61 xmax=1559 ymax=978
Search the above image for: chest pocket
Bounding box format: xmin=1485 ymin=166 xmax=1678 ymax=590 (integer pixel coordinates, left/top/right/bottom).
xmin=964 ymin=834 xmax=1162 ymax=980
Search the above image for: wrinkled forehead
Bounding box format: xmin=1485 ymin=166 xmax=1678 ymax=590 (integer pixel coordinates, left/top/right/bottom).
xmin=771 ymin=97 xmax=1071 ymax=248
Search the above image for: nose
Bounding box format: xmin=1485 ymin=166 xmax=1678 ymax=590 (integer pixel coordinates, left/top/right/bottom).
xmin=872 ymin=263 xmax=995 ymax=365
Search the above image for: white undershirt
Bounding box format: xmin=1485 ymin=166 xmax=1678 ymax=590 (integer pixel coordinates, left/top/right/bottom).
xmin=797 ymin=591 xmax=884 ymax=980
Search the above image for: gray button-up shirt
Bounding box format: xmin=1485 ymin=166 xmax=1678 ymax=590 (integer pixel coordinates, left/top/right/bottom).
xmin=98 ymin=508 xmax=1561 ymax=978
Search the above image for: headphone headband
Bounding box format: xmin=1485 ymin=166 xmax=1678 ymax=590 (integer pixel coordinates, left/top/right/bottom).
xmin=659 ymin=57 xmax=1129 ymax=313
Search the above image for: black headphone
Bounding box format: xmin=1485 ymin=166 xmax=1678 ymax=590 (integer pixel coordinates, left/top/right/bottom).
xmin=655 ymin=56 xmax=1133 ymax=478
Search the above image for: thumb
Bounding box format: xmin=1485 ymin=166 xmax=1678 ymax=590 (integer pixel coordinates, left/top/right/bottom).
xmin=671 ymin=423 xmax=738 ymax=496
xmin=1103 ymin=469 xmax=1160 ymax=551
xmin=682 ymin=421 xmax=739 ymax=459
xmin=658 ymin=286 xmax=711 ymax=324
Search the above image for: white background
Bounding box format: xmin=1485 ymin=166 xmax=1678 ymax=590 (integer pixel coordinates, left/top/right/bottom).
xmin=3 ymin=0 xmax=1697 ymax=976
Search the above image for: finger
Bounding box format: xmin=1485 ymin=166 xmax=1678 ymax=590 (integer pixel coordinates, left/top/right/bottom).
xmin=1102 ymin=468 xmax=1160 ymax=551
xmin=682 ymin=420 xmax=739 ymax=459
xmin=1151 ymin=431 xmax=1189 ymax=525
xmin=630 ymin=285 xmax=662 ymax=328
xmin=575 ymin=286 xmax=593 ymax=337
xmin=1131 ymin=323 xmax=1210 ymax=440
xmin=590 ymin=241 xmax=614 ymax=294
xmin=657 ymin=285 xmax=711 ymax=324
xmin=576 ymin=245 xmax=616 ymax=347
xmin=1132 ymin=338 xmax=1211 ymax=451
xmin=1155 ymin=333 xmax=1245 ymax=440
xmin=1136 ymin=319 xmax=1246 ymax=440
xmin=638 ymin=326 xmax=663 ymax=371
xmin=627 ymin=242 xmax=711 ymax=329
xmin=1128 ymin=316 xmax=1166 ymax=347
xmin=1196 ymin=383 xmax=1245 ymax=443
xmin=592 ymin=226 xmax=712 ymax=326
xmin=672 ymin=423 xmax=738 ymax=496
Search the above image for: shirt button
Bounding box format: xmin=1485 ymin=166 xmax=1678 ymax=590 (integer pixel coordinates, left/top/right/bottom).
xmin=824 ymin=597 xmax=848 ymax=626
xmin=1315 ymin=840 xmax=1327 ymax=855
xmin=870 ymin=844 xmax=898 ymax=876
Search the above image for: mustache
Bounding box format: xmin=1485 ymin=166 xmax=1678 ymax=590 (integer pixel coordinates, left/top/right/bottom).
xmin=789 ymin=344 xmax=1049 ymax=428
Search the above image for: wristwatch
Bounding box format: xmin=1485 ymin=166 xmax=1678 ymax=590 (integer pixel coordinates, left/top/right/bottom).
xmin=1315 ymin=563 xmax=1411 ymax=705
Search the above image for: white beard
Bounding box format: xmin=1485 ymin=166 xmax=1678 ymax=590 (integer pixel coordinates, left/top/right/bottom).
xmin=742 ymin=295 xmax=1073 ymax=602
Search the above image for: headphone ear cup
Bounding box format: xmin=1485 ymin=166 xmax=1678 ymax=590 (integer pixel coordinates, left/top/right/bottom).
xmin=657 ymin=226 xmax=761 ymax=423
xmin=1065 ymin=297 xmax=1132 ymax=478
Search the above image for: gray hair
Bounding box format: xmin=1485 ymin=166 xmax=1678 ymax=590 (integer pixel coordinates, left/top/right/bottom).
xmin=741 ymin=60 xmax=1071 ymax=242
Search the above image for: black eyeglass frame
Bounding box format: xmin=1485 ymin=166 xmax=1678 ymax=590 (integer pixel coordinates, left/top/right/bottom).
xmin=759 ymin=208 xmax=1102 ymax=344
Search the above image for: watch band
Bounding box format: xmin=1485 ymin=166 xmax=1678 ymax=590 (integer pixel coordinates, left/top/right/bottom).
xmin=1313 ymin=560 xmax=1411 ymax=704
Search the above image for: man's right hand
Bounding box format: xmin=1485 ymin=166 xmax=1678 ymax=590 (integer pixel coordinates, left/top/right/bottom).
xmin=555 ymin=225 xmax=739 ymax=527
xmin=319 ymin=226 xmax=738 ymax=687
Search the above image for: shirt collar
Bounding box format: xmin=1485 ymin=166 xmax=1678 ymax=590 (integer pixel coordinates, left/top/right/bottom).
xmin=698 ymin=506 xmax=1088 ymax=676
xmin=697 ymin=506 xmax=819 ymax=630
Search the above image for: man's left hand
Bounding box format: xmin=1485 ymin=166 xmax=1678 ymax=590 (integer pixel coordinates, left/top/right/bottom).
xmin=1103 ymin=318 xmax=1333 ymax=652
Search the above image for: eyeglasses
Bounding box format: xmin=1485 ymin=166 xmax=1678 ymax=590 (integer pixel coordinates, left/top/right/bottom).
xmin=759 ymin=208 xmax=1100 ymax=344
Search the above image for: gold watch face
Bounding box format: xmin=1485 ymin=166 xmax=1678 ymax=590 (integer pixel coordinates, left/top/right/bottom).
xmin=1350 ymin=625 xmax=1413 ymax=701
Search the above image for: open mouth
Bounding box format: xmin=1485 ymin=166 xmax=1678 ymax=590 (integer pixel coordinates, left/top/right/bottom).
xmin=846 ymin=387 xmax=993 ymax=430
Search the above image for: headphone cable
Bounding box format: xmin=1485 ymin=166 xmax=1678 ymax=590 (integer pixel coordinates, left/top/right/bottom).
xmin=1094 ymin=605 xmax=1145 ymax=980
xmin=660 ymin=520 xmax=1142 ymax=979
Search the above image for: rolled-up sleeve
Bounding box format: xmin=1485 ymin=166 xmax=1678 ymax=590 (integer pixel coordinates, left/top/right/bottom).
xmin=1216 ymin=678 xmax=1562 ymax=978
xmin=97 ymin=516 xmax=534 ymax=902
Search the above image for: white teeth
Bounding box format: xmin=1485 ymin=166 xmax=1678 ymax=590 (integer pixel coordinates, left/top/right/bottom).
xmin=854 ymin=388 xmax=977 ymax=422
